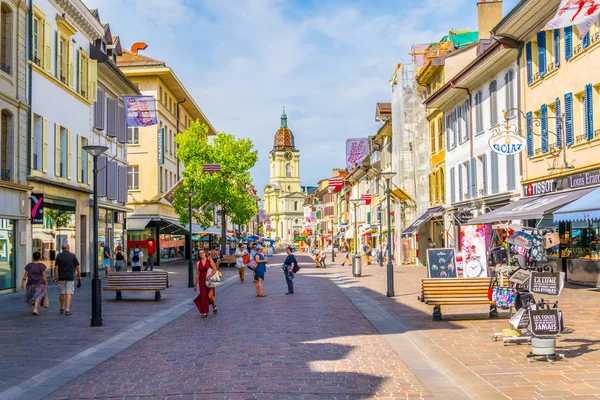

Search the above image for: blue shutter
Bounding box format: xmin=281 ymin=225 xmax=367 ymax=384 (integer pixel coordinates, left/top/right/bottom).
xmin=466 ymin=160 xmax=471 ymax=199
xmin=458 ymin=164 xmax=463 ymax=201
xmin=541 ymin=104 xmax=548 ymax=153
xmin=470 ymin=157 xmax=477 ymax=198
xmin=537 ymin=31 xmax=547 ymax=76
xmin=507 ymin=154 xmax=516 ymax=191
xmin=526 ymin=42 xmax=533 ymax=84
xmin=585 ymin=83 xmax=594 ymax=140
xmin=457 ymin=106 xmax=462 ymax=143
xmin=565 ymin=27 xmax=573 ymax=60
xmin=445 ymin=114 xmax=450 ymax=150
xmin=526 ymin=111 xmax=534 ymax=157
xmin=583 ymin=32 xmax=590 ymax=49
xmin=565 ymin=93 xmax=574 ymax=146
xmin=555 ymin=97 xmax=562 ymax=148
xmin=97 ymin=156 xmax=107 ymax=197
xmin=464 ymin=99 xmax=470 ymax=141
xmin=482 ymin=154 xmax=488 ymax=196
xmin=554 ymin=29 xmax=560 ymax=67
xmin=450 ymin=167 xmax=456 ymax=204
xmin=491 ymin=151 xmax=499 ymax=194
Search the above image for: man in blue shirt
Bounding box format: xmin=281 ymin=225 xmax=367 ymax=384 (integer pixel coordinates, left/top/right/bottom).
xmin=283 ymin=246 xmax=297 ymax=295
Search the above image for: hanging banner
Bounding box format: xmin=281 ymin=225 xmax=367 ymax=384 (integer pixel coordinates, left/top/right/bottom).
xmin=124 ymin=96 xmax=158 ymax=127
xmin=507 ymin=231 xmax=534 ymax=249
xmin=258 ymin=210 xmax=266 ymax=222
xmin=346 ymin=138 xmax=369 ymax=169
xmin=426 ymin=248 xmax=457 ymax=278
xmin=31 ymin=193 xmax=44 ymax=225
xmin=529 ymin=309 xmax=561 ymax=337
xmin=529 ymin=271 xmax=565 ymax=296
xmin=543 ymin=0 xmax=600 ymax=38
xmin=157 ymin=127 xmax=165 ymax=165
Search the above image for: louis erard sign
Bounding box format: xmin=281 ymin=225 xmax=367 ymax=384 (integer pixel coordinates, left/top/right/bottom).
xmin=524 ymin=168 xmax=600 ymax=196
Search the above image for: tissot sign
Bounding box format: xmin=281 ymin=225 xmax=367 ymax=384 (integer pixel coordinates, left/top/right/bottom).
xmin=524 ymin=168 xmax=600 ymax=196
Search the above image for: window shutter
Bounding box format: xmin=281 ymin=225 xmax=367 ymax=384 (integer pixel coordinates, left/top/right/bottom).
xmin=482 ymin=154 xmax=488 ymax=196
xmin=97 ymin=156 xmax=107 ymax=197
xmin=107 ymin=161 xmax=118 ymax=200
xmin=94 ymin=89 xmax=105 ymax=130
xmin=450 ymin=167 xmax=455 ymax=203
xmin=526 ymin=111 xmax=534 ymax=157
xmin=464 ymin=99 xmax=470 ymax=141
xmin=42 ymin=118 xmax=48 ymax=172
xmin=107 ymin=98 xmax=117 ymax=137
xmin=43 ymin=22 xmax=52 ymax=73
xmin=565 ymin=93 xmax=574 ymax=145
xmin=471 ymin=157 xmax=477 ymax=198
xmin=541 ymin=104 xmax=548 ymax=153
xmin=67 ymin=40 xmax=74 ymax=87
xmin=555 ymin=97 xmax=562 ymax=148
xmin=54 ymin=124 xmax=60 ymax=176
xmin=88 ymin=59 xmax=97 ymax=102
xmin=456 ymin=106 xmax=461 ymax=144
xmin=445 ymin=114 xmax=450 ymax=150
xmin=87 ymin=151 xmax=92 ymax=186
xmin=565 ymin=27 xmax=573 ymax=60
xmin=458 ymin=164 xmax=463 ymax=201
xmin=490 ymin=81 xmax=498 ymax=125
xmin=586 ymin=83 xmax=594 ymax=140
xmin=583 ymin=32 xmax=590 ymax=49
xmin=77 ymin=135 xmax=82 ymax=183
xmin=491 ymin=151 xmax=499 ymax=194
xmin=118 ymin=105 xmax=127 ymax=143
xmin=466 ymin=159 xmax=471 ymax=199
xmin=554 ymin=29 xmax=560 ymax=66
xmin=66 ymin=129 xmax=72 ymax=179
xmin=118 ymin=165 xmax=128 ymax=203
xmin=507 ymin=154 xmax=516 ymax=191
xmin=526 ymin=41 xmax=533 ymax=84
xmin=537 ymin=31 xmax=547 ymax=76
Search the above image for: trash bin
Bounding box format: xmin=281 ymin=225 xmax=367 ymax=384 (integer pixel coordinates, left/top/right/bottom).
xmin=352 ymin=255 xmax=362 ymax=277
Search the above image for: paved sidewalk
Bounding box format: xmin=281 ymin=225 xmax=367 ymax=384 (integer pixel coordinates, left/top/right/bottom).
xmin=0 ymin=261 xmax=238 ymax=397
xmin=47 ymin=254 xmax=434 ymax=400
xmin=320 ymin=256 xmax=600 ymax=400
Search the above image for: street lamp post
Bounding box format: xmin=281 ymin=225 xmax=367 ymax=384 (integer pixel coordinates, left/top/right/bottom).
xmin=83 ymin=145 xmax=108 ymax=327
xmin=379 ymin=205 xmax=383 ymax=267
xmin=184 ymin=191 xmax=196 ymax=288
xmin=350 ymin=199 xmax=362 ymax=275
xmin=379 ymin=172 xmax=396 ymax=297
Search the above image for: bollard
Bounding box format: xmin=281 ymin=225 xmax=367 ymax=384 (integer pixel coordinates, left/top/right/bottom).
xmin=352 ymin=255 xmax=362 ymax=277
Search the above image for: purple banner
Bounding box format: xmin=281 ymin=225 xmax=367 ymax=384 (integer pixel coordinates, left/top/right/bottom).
xmin=346 ymin=138 xmax=369 ymax=169
xmin=124 ymin=96 xmax=158 ymax=127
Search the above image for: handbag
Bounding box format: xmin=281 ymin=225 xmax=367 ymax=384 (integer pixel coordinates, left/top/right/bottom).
xmin=247 ymin=259 xmax=258 ymax=272
xmin=492 ymin=286 xmax=517 ymax=310
xmin=206 ymin=270 xmax=222 ymax=288
xmin=42 ymin=287 xmax=49 ymax=308
xmin=487 ymin=277 xmax=497 ymax=301
xmin=242 ymin=254 xmax=250 ymax=264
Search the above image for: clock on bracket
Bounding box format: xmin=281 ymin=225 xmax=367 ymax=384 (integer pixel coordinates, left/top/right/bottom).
xmin=284 ymin=151 xmax=293 ymax=161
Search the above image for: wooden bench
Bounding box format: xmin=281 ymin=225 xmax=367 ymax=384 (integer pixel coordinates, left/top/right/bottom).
xmin=104 ymin=271 xmax=170 ymax=301
xmin=220 ymin=255 xmax=236 ymax=267
xmin=419 ymin=278 xmax=498 ymax=321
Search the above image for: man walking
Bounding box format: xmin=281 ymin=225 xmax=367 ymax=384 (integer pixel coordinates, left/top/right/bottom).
xmin=101 ymin=242 xmax=112 ymax=275
xmin=145 ymin=237 xmax=156 ymax=271
xmin=53 ymin=243 xmax=81 ymax=316
xmin=130 ymin=243 xmax=144 ymax=272
xmin=283 ymin=246 xmax=297 ymax=295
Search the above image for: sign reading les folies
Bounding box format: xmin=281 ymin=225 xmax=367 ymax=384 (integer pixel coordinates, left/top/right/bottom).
xmin=529 ymin=309 xmax=561 ymax=337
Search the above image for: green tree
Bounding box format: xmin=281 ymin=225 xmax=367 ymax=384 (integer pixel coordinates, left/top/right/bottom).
xmin=174 ymin=121 xmax=258 ymax=253
xmin=45 ymin=209 xmax=72 ymax=231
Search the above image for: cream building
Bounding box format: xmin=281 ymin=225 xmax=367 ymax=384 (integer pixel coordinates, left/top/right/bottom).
xmin=263 ymin=110 xmax=306 ymax=243
xmin=116 ymin=43 xmax=215 ymax=265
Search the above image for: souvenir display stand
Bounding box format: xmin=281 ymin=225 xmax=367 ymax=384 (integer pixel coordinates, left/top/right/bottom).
xmin=489 ymin=227 xmax=566 ymax=363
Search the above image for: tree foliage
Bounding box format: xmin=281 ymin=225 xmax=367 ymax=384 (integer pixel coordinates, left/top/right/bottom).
xmin=173 ymin=121 xmax=258 ymax=231
xmin=45 ymin=209 xmax=72 ymax=230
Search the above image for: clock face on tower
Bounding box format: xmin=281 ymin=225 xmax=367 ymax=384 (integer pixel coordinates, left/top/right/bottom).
xmin=285 ymin=151 xmax=293 ymax=160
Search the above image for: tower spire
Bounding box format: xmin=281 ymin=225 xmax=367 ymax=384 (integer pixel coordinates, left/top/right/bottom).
xmin=281 ymin=106 xmax=287 ymax=128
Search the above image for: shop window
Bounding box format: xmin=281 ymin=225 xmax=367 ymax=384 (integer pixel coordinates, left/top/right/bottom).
xmin=0 ymin=109 xmax=12 ymax=181
xmin=127 ymin=165 xmax=139 ymax=190
xmin=0 ymin=218 xmax=15 ymax=290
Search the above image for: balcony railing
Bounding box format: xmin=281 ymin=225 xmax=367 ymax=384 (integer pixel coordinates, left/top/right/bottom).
xmin=0 ymin=168 xmax=11 ymax=181
xmin=576 ymin=134 xmax=586 ymax=144
xmin=595 ymin=129 xmax=600 ymax=139
xmin=535 ymin=148 xmax=542 ymax=156
xmin=574 ymin=43 xmax=585 ymax=56
xmin=594 ymin=31 xmax=600 ymax=44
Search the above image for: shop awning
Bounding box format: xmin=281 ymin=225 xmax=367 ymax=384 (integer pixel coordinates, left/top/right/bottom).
xmin=554 ymin=187 xmax=600 ymax=222
xmin=161 ymin=217 xmax=190 ymax=235
xmin=344 ymin=228 xmax=355 ymax=239
xmin=401 ymin=207 xmax=443 ymax=238
xmin=126 ymin=217 xmax=152 ymax=231
xmin=390 ymin=188 xmax=415 ymax=204
xmin=195 ymin=227 xmax=221 ymax=235
xmin=467 ymin=188 xmax=595 ymax=225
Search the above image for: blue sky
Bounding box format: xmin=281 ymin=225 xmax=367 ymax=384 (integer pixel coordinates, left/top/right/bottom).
xmin=85 ymin=0 xmax=521 ymax=193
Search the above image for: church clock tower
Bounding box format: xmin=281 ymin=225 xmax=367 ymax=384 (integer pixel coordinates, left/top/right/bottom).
xmin=263 ymin=108 xmax=306 ymax=243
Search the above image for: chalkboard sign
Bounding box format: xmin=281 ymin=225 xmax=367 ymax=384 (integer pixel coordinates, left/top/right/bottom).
xmin=529 ymin=272 xmax=565 ymax=296
xmin=426 ymin=248 xmax=457 ymax=278
xmin=529 ymin=309 xmax=561 ymax=337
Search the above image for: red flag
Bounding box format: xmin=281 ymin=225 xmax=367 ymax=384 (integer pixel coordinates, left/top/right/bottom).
xmin=328 ymin=177 xmax=343 ymax=192
xmin=360 ymin=194 xmax=372 ymax=205
xmin=203 ymin=164 xmax=221 ymax=173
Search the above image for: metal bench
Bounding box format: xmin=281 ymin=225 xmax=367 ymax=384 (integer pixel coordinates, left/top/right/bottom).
xmin=419 ymin=278 xmax=498 ymax=321
xmin=104 ymin=271 xmax=170 ymax=301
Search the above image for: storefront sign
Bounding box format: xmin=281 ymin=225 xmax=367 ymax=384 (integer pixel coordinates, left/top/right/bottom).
xmin=524 ymin=167 xmax=600 ymax=196
xmin=157 ymin=127 xmax=165 ymax=165
xmin=489 ymin=132 xmax=526 ymax=155
xmin=426 ymin=248 xmax=457 ymax=278
xmin=529 ymin=309 xmax=561 ymax=337
xmin=30 ymin=193 xmax=44 ymax=225
xmin=529 ymin=271 xmax=565 ymax=296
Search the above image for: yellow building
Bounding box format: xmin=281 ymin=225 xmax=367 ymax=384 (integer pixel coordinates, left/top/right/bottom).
xmin=263 ymin=110 xmax=306 ymax=243
xmin=116 ymin=43 xmax=215 ymax=264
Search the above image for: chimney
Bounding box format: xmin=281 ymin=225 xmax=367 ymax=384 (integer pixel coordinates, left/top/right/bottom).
xmin=478 ymin=0 xmax=503 ymax=40
xmin=131 ymin=42 xmax=148 ymax=54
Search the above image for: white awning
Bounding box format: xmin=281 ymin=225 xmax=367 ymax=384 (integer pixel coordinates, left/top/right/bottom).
xmin=344 ymin=228 xmax=355 ymax=239
xmin=126 ymin=218 xmax=151 ymax=231
xmin=195 ymin=227 xmax=222 ymax=235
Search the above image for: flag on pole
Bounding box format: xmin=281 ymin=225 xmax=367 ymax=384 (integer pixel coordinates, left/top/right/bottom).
xmin=346 ymin=138 xmax=370 ymax=169
xmin=328 ymin=177 xmax=343 ymax=192
xmin=543 ymin=0 xmax=600 ymax=38
xmin=124 ymin=96 xmax=158 ymax=127
xmin=203 ymin=164 xmax=221 ymax=173
xmin=360 ymin=194 xmax=372 ymax=206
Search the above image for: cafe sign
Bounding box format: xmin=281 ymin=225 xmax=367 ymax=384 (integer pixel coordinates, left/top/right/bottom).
xmin=488 ymin=123 xmax=526 ymax=155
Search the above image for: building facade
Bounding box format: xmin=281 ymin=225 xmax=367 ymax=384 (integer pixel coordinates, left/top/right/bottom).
xmin=263 ymin=110 xmax=306 ymax=243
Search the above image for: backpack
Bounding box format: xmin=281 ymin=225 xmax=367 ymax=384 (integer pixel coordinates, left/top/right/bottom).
xmin=132 ymin=250 xmax=140 ymax=263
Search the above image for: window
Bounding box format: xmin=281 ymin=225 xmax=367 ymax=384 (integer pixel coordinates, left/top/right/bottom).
xmin=158 ymin=86 xmax=163 ymax=103
xmin=437 ymin=116 xmax=444 ymax=151
xmin=475 ymin=90 xmax=483 ymax=133
xmin=80 ymin=136 xmax=88 ymax=184
xmin=537 ymin=31 xmax=547 ymax=77
xmin=526 ymin=41 xmax=533 ymax=83
xmin=0 ymin=4 xmax=12 ymax=74
xmin=78 ymin=50 xmax=88 ymax=96
xmin=505 ymin=70 xmax=515 ymax=117
xmin=489 ymin=80 xmax=498 ymax=126
xmin=565 ymin=26 xmax=573 ymax=60
xmin=59 ymin=127 xmax=67 ymax=178
xmin=32 ymin=17 xmax=40 ymax=65
xmin=127 ymin=165 xmax=139 ymax=190
xmin=32 ymin=114 xmax=43 ymax=171
xmin=127 ymin=126 xmax=139 ymax=144
xmin=285 ymin=163 xmax=291 ymax=177
xmin=0 ymin=110 xmax=12 ymax=180
xmin=430 ymin=120 xmax=436 ymax=153
xmin=294 ymin=201 xmax=298 ymax=211
xmin=169 ymin=129 xmax=173 ymax=154
xmin=464 ymin=98 xmax=470 ymax=141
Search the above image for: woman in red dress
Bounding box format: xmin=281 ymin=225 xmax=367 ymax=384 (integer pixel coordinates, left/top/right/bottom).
xmin=194 ymin=249 xmax=218 ymax=318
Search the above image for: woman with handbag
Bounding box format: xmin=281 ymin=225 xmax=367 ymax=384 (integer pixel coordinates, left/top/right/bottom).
xmin=254 ymin=245 xmax=267 ymax=297
xmin=235 ymin=243 xmax=249 ymax=283
xmin=194 ymin=249 xmax=218 ymax=318
xmin=21 ymin=252 xmax=48 ymax=315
